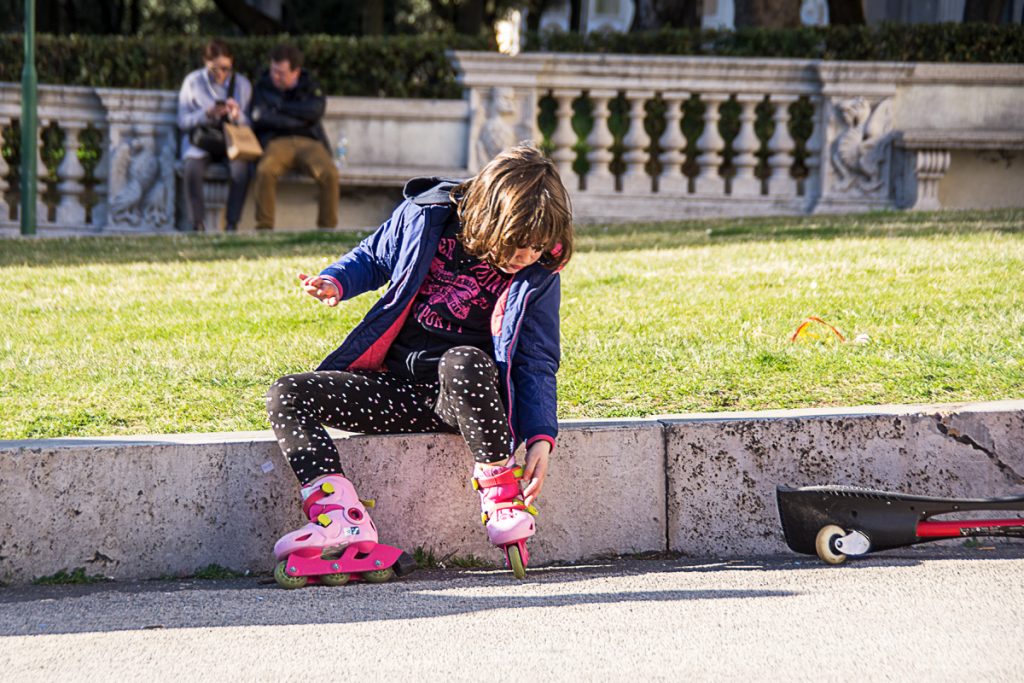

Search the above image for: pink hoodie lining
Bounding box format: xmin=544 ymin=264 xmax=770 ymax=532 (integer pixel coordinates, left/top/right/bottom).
xmin=347 ymin=298 xmax=417 ymax=372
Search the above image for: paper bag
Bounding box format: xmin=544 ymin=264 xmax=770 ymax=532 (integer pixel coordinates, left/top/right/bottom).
xmin=224 ymin=123 xmax=263 ymax=161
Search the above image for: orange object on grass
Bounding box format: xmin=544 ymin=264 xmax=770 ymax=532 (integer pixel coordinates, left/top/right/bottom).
xmin=789 ymin=316 xmax=846 ymax=343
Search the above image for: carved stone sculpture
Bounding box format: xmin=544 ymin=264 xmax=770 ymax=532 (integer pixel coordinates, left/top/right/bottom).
xmin=108 ymin=130 xmax=175 ymax=228
xmin=475 ymin=87 xmax=519 ymax=166
xmin=831 ymin=96 xmax=894 ymax=194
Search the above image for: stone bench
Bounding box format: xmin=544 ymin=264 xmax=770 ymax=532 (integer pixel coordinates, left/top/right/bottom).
xmin=896 ymin=129 xmax=1024 ymax=211
xmin=2 ymin=400 xmax=1022 ymax=583
xmin=176 ymin=161 xmax=469 ymax=232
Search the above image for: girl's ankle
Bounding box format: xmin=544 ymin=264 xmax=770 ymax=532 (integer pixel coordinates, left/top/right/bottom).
xmin=474 ymin=459 xmax=509 ymax=475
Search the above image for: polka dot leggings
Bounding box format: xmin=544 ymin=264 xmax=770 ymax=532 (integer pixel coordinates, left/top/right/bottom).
xmin=266 ymin=346 xmax=512 ymax=485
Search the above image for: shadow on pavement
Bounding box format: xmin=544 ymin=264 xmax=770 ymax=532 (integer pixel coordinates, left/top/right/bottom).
xmin=0 ymin=557 xmax=801 ymax=637
xmin=4 ymin=550 xmax=1020 ymax=637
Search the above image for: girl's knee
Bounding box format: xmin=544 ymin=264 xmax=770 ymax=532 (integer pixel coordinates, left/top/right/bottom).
xmin=266 ymin=373 xmax=303 ymax=410
xmin=438 ymin=346 xmax=498 ymax=384
xmin=440 ymin=345 xmax=491 ymax=365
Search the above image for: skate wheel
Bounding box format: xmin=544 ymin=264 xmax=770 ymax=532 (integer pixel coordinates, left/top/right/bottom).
xmin=320 ymin=572 xmax=350 ymax=587
xmin=274 ymin=561 xmax=309 ymax=589
xmin=815 ymin=525 xmax=848 ymax=565
xmin=361 ymin=568 xmax=395 ymax=584
xmin=507 ymin=544 xmax=526 ymax=580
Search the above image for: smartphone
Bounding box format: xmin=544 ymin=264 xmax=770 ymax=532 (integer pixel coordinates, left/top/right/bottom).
xmin=215 ymin=99 xmax=226 ymax=106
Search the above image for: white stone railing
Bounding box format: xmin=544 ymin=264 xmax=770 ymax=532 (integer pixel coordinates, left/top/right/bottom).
xmin=1 ymin=57 xmax=1021 ymax=234
xmin=452 ymin=53 xmax=1024 ymax=222
xmin=0 ymin=84 xmax=469 ymax=234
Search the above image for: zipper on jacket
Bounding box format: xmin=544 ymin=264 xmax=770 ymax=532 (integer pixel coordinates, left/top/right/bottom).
xmin=504 ymin=289 xmax=533 ymax=449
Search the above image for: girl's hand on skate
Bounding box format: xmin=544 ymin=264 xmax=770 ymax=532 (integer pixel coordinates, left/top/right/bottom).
xmin=298 ymin=272 xmax=340 ymax=307
xmin=522 ymin=441 xmax=551 ymax=507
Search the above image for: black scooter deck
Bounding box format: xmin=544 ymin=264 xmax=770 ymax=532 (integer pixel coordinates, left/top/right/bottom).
xmin=776 ymin=485 xmax=1024 ymax=556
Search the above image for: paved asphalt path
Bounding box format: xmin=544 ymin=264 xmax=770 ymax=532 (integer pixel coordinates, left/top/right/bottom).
xmin=2 ymin=548 xmax=1022 ymax=681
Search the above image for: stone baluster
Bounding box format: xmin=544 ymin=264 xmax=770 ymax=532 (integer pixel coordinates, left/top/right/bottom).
xmin=0 ymin=124 xmax=8 ymax=220
xmin=550 ymin=89 xmax=578 ymax=188
xmin=908 ymin=149 xmax=951 ymax=211
xmin=767 ymin=94 xmax=799 ymax=198
xmin=91 ymin=126 xmax=110 ymax=229
xmin=34 ymin=123 xmax=49 ymax=223
xmin=585 ymin=90 xmax=617 ymax=193
xmin=657 ymin=92 xmax=688 ymax=195
xmin=803 ymin=98 xmax=823 ymax=208
xmin=202 ymin=168 xmax=230 ymax=229
xmin=694 ymin=93 xmax=727 ymax=195
xmin=731 ymin=95 xmax=762 ymax=196
xmin=620 ymin=90 xmax=653 ymax=194
xmin=57 ymin=121 xmax=88 ymax=226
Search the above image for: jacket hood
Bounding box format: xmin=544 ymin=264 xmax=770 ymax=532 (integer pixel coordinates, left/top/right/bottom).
xmin=403 ymin=177 xmax=468 ymax=206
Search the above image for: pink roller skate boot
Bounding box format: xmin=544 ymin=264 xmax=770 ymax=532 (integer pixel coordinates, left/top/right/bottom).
xmin=273 ymin=474 xmax=417 ymax=589
xmin=472 ymin=458 xmax=538 ymax=579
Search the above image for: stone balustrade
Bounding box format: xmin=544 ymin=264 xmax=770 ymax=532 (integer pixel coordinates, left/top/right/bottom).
xmin=1 ymin=56 xmax=1021 ymax=235
xmin=452 ymin=53 xmax=1024 ymax=222
xmin=0 ymin=84 xmax=468 ymax=234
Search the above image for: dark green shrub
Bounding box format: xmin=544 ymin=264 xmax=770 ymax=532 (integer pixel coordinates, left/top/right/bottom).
xmin=0 ymin=33 xmax=492 ymax=98
xmin=528 ymin=23 xmax=1024 ymax=63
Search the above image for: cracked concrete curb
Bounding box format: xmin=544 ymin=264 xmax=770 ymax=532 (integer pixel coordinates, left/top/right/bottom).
xmin=1 ymin=400 xmax=1022 ymax=583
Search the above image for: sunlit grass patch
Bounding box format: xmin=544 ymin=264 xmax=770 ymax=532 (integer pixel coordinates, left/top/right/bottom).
xmin=1 ymin=209 xmax=1021 ymax=439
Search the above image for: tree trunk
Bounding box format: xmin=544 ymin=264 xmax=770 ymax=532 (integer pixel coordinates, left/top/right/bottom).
xmin=734 ymin=0 xmax=802 ymax=28
xmin=827 ymin=0 xmax=865 ymax=25
xmin=101 ymin=0 xmax=122 ymax=34
xmin=363 ymin=0 xmax=384 ymax=35
xmin=569 ymin=0 xmax=582 ymax=32
xmin=633 ymin=0 xmax=660 ymax=30
xmin=963 ymin=0 xmax=1008 ymax=23
xmin=129 ymin=0 xmax=141 ymax=34
xmin=655 ymin=0 xmax=702 ymax=28
xmin=211 ymin=0 xmax=284 ymax=35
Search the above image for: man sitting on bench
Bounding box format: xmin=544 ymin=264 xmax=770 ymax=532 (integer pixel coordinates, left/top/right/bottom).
xmin=250 ymin=44 xmax=339 ymax=230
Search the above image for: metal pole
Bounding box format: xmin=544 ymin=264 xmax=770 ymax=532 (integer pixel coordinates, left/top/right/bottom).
xmin=20 ymin=0 xmax=37 ymax=236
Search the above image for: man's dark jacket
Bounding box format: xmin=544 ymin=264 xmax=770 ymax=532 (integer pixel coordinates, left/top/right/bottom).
xmin=249 ymin=69 xmax=331 ymax=150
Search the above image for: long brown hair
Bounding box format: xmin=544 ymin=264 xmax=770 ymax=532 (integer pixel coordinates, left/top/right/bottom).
xmin=455 ymin=144 xmax=573 ymax=272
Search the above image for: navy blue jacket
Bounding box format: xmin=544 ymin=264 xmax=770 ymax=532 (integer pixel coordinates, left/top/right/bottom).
xmin=250 ymin=69 xmax=330 ymax=151
xmin=316 ymin=178 xmax=561 ymax=453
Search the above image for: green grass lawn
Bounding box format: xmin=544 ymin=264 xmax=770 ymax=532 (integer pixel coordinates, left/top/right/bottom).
xmin=2 ymin=209 xmax=1022 ymax=439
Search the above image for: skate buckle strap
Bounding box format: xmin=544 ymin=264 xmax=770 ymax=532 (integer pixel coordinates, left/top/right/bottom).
xmin=316 ymin=481 xmax=375 ymax=508
xmin=471 ymin=467 xmax=524 ymax=491
xmin=480 ymin=499 xmax=539 ymax=525
xmin=304 ymin=480 xmax=376 ymax=517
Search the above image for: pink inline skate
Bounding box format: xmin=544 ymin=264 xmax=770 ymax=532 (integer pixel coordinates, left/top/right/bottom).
xmin=472 ymin=458 xmax=538 ymax=580
xmin=273 ymin=474 xmax=417 ymax=589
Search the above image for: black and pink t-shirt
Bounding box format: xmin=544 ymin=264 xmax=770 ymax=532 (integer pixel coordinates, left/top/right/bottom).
xmin=385 ymin=220 xmax=513 ymax=382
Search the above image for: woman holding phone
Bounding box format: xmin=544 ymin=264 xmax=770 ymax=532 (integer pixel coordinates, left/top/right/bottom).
xmin=176 ymin=39 xmax=254 ymax=232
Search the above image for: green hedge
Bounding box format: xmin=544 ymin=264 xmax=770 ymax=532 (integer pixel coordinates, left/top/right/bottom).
xmin=2 ymin=24 xmax=1020 ymax=100
xmin=0 ymin=33 xmax=492 ymax=98
xmin=529 ymin=23 xmax=1024 ymax=63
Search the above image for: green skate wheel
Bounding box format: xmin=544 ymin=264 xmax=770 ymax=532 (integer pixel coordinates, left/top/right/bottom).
xmin=274 ymin=561 xmax=309 ymax=589
xmin=361 ymin=568 xmax=395 ymax=583
xmin=507 ymin=545 xmax=526 ymax=580
xmin=815 ymin=525 xmax=848 ymax=565
xmin=319 ymin=572 xmax=350 ymax=587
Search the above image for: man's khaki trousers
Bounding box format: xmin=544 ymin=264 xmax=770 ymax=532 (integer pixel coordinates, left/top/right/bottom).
xmin=254 ymin=136 xmax=339 ymax=229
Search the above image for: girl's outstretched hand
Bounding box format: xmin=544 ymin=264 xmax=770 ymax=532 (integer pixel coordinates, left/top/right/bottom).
xmin=298 ymin=272 xmax=340 ymax=307
xmin=522 ymin=440 xmax=551 ymax=508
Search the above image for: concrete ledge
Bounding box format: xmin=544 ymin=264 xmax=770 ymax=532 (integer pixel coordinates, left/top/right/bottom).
xmin=1 ymin=400 xmax=1022 ymax=583
xmin=664 ymin=401 xmax=1024 ymax=557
